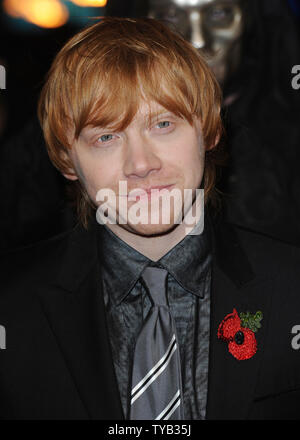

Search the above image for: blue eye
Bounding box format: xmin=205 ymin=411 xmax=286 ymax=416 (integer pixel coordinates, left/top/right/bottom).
xmin=99 ymin=134 xmax=114 ymax=143
xmin=157 ymin=121 xmax=170 ymax=128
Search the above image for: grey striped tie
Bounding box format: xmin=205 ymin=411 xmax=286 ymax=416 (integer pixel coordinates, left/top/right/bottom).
xmin=129 ymin=266 xmax=184 ymax=420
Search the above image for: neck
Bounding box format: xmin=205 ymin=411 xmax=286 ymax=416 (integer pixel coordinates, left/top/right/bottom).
xmin=105 ymin=192 xmax=204 ymax=261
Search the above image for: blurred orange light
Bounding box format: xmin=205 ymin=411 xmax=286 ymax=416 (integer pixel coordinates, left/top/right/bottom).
xmin=3 ymin=0 xmax=23 ymax=17
xmin=3 ymin=0 xmax=69 ymax=29
xmin=69 ymin=0 xmax=107 ymax=6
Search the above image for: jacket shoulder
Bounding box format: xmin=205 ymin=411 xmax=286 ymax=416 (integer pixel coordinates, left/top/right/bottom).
xmin=231 ymin=223 xmax=300 ymax=279
xmin=0 ymin=224 xmax=82 ymax=293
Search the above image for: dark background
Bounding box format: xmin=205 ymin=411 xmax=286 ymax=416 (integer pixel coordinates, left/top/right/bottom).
xmin=0 ymin=0 xmax=300 ymax=251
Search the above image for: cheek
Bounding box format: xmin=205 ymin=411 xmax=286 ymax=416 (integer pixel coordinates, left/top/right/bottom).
xmin=182 ymin=136 xmax=204 ymax=166
xmin=78 ymin=156 xmax=122 ymax=197
xmin=182 ymin=137 xmax=205 ymax=184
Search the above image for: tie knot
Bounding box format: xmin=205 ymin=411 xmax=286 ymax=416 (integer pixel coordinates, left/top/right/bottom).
xmin=141 ymin=266 xmax=168 ymax=306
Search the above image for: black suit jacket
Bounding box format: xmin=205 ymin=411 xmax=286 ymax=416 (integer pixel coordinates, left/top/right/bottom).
xmin=1 ymin=214 xmax=300 ymax=420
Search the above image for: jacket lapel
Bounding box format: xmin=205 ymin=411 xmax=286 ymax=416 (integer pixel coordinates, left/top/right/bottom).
xmin=37 ymin=220 xmax=124 ymax=420
xmin=206 ymin=216 xmax=273 ymax=419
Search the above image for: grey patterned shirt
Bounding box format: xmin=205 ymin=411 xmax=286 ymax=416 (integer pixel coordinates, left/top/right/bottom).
xmin=97 ymin=216 xmax=212 ymax=420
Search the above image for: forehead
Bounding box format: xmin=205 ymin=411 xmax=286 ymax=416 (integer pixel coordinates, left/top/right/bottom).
xmin=135 ymin=100 xmax=171 ymax=117
xmin=131 ymin=100 xmax=191 ymax=127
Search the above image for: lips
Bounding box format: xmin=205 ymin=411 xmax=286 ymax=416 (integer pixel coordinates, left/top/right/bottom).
xmin=127 ymin=184 xmax=174 ymax=201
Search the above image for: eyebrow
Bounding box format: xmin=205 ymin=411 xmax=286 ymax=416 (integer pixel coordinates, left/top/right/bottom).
xmin=146 ymin=110 xmax=178 ymax=121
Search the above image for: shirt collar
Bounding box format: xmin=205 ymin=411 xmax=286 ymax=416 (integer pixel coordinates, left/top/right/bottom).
xmin=97 ymin=211 xmax=212 ymax=305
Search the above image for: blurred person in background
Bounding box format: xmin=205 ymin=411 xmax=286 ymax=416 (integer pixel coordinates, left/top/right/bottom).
xmin=148 ymin=0 xmax=244 ymax=90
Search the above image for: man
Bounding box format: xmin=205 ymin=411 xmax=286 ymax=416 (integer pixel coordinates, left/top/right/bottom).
xmin=1 ymin=17 xmax=300 ymax=420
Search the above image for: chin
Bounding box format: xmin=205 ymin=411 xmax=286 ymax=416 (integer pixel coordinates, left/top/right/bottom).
xmin=125 ymin=221 xmax=179 ymax=238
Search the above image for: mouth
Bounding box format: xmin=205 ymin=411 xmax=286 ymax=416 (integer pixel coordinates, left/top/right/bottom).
xmin=127 ymin=184 xmax=175 ymax=201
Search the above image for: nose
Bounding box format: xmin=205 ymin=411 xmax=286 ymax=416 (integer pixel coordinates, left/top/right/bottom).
xmin=189 ymin=10 xmax=205 ymax=49
xmin=123 ymin=133 xmax=162 ymax=179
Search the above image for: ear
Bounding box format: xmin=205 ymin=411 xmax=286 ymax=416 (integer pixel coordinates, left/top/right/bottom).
xmin=62 ymin=169 xmax=78 ymax=181
xmin=205 ymin=133 xmax=220 ymax=152
xmin=60 ymin=148 xmax=79 ymax=181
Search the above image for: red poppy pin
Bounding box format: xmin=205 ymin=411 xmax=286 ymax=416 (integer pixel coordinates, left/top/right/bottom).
xmin=217 ymin=309 xmax=263 ymax=360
